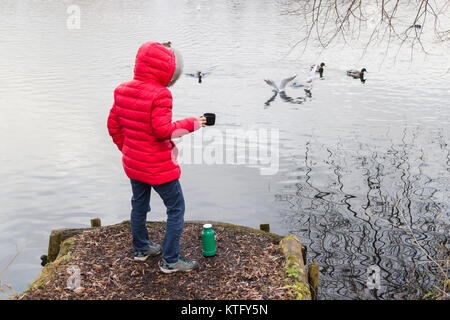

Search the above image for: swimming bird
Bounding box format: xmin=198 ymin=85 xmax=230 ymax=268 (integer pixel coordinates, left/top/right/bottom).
xmin=347 ymin=68 xmax=367 ymax=83
xmin=311 ymin=62 xmax=326 ymax=78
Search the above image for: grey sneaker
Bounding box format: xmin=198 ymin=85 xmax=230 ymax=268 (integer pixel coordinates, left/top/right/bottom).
xmin=134 ymin=243 xmax=162 ymax=261
xmin=159 ymin=255 xmax=199 ymax=273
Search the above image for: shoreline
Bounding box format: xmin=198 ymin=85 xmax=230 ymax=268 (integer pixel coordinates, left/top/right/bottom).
xmin=15 ymin=219 xmax=317 ymax=300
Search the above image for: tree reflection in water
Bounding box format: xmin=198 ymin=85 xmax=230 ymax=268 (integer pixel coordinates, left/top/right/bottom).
xmin=276 ymin=127 xmax=449 ymax=299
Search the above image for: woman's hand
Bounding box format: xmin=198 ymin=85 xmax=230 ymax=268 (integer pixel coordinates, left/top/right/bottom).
xmin=197 ymin=116 xmax=207 ymax=128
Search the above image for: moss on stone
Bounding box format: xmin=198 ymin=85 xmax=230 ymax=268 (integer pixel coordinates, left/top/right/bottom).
xmin=280 ymin=236 xmax=311 ymax=300
xmin=281 ymin=235 xmax=301 ymax=243
xmin=283 ymin=280 xmax=311 ymax=300
xmin=16 ymin=235 xmax=77 ymax=300
xmin=19 ymin=254 xmax=72 ymax=299
xmin=58 ymin=237 xmax=76 ymax=257
xmin=47 ymin=229 xmax=64 ymax=262
xmin=283 ymin=255 xmax=310 ymax=299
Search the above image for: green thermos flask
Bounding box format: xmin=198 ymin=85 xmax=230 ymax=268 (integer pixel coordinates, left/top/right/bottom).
xmin=202 ymin=224 xmax=216 ymax=257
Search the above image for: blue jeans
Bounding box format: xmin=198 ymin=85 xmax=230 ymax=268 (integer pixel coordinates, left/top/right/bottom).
xmin=130 ymin=178 xmax=185 ymax=263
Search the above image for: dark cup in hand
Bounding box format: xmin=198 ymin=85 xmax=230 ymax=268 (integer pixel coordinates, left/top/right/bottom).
xmin=203 ymin=113 xmax=216 ymax=126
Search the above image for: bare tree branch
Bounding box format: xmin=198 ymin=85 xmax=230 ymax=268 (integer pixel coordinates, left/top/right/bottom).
xmin=281 ymin=0 xmax=449 ymax=56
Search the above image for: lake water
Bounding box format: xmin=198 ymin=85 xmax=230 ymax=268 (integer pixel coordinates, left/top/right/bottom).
xmin=0 ymin=0 xmax=449 ymax=299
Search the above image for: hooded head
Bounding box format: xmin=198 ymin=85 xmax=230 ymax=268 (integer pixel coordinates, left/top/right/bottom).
xmin=167 ymin=47 xmax=183 ymax=87
xmin=133 ymin=41 xmax=183 ymax=87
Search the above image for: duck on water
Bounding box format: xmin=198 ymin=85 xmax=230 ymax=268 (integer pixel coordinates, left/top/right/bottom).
xmin=291 ymin=62 xmax=324 ymax=90
xmin=347 ymin=68 xmax=368 ymax=83
xmin=311 ymin=62 xmax=326 ymax=79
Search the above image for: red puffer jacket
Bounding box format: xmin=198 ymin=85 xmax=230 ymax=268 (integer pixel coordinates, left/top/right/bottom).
xmin=107 ymin=42 xmax=199 ymax=185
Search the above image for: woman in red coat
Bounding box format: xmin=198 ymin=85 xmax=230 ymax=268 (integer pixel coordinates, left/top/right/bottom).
xmin=107 ymin=41 xmax=206 ymax=273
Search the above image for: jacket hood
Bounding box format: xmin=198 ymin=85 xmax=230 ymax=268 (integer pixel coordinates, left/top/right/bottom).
xmin=133 ymin=42 xmax=176 ymax=86
xmin=167 ymin=47 xmax=183 ymax=87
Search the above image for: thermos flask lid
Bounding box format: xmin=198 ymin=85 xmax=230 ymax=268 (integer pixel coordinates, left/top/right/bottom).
xmin=203 ymin=224 xmax=212 ymax=229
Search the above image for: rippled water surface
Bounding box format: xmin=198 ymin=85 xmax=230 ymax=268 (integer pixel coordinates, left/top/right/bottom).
xmin=0 ymin=0 xmax=449 ymax=299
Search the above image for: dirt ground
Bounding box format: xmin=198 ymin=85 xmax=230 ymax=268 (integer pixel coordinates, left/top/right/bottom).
xmin=18 ymin=221 xmax=291 ymax=300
